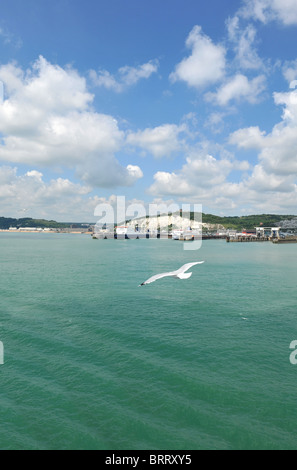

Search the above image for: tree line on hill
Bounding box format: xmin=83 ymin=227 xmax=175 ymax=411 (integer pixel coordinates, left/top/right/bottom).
xmin=198 ymin=213 xmax=297 ymax=230
xmin=0 ymin=217 xmax=71 ymax=230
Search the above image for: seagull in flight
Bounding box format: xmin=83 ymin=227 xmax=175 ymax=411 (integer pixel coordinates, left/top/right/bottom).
xmin=139 ymin=262 xmax=205 ymax=286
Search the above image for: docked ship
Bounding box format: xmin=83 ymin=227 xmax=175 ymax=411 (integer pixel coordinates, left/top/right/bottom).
xmin=172 ymin=229 xmax=195 ymax=241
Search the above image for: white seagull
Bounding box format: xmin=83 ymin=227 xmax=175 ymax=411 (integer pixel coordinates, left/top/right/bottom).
xmin=139 ymin=262 xmax=205 ymax=286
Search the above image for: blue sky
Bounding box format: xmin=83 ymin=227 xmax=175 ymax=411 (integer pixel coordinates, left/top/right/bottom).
xmin=0 ymin=0 xmax=297 ymax=221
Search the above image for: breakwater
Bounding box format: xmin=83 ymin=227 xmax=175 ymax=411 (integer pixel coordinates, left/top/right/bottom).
xmin=226 ymin=236 xmax=270 ymax=243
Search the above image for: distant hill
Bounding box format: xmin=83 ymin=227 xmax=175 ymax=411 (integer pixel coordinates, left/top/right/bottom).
xmin=0 ymin=217 xmax=71 ymax=230
xmin=124 ymin=212 xmax=297 ymax=233
xmin=201 ymin=214 xmax=297 ymax=231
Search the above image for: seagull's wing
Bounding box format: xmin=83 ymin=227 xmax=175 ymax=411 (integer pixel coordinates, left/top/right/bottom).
xmin=140 ymin=270 xmax=175 ymax=286
xmin=175 ymin=262 xmax=205 ymax=275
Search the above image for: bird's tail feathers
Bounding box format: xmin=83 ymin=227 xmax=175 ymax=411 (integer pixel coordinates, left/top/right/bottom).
xmin=177 ymin=272 xmax=192 ymax=280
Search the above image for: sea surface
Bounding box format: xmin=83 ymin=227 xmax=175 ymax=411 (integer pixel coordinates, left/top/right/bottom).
xmin=0 ymin=233 xmax=297 ymax=450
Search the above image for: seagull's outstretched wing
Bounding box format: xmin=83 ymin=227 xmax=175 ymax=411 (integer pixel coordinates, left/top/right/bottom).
xmin=140 ymin=270 xmax=175 ymax=286
xmin=175 ymin=262 xmax=205 ymax=275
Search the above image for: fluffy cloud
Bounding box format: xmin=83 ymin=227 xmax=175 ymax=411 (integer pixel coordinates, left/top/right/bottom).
xmin=149 ymin=148 xmax=250 ymax=204
xmin=149 ymin=159 xmax=297 ymax=214
xmin=149 ymin=171 xmax=193 ymax=197
xmin=170 ymin=22 xmax=267 ymax=108
xmin=230 ymin=89 xmax=297 ymax=175
xmin=229 ymin=126 xmax=267 ymax=149
xmin=239 ymin=0 xmax=297 ymax=26
xmin=0 ymin=167 xmax=146 ymax=221
xmin=147 ymin=114 xmax=297 ymax=212
xmin=170 ymin=26 xmax=226 ymax=89
xmin=0 ymin=166 xmax=101 ymax=220
xmin=227 ymin=16 xmax=264 ymax=70
xmin=126 ymin=124 xmax=187 ymax=158
xmin=89 ymin=60 xmax=159 ymax=92
xmin=225 ymin=87 xmax=297 ymax=211
xmin=247 ymin=164 xmax=295 ymax=192
xmin=206 ymin=74 xmax=266 ymax=106
xmin=0 ymin=56 xmax=143 ymax=188
xmin=283 ymin=60 xmax=297 ymax=86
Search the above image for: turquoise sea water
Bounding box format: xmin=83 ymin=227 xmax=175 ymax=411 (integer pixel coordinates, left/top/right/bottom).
xmin=0 ymin=233 xmax=297 ymax=450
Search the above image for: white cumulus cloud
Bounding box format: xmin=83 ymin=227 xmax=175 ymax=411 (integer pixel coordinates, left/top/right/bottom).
xmin=148 ymin=146 xmax=250 ymax=205
xmin=229 ymin=126 xmax=267 ymax=149
xmin=0 ymin=165 xmax=98 ymax=220
xmin=226 ymin=16 xmax=264 ymax=70
xmin=126 ymin=123 xmax=187 ymax=158
xmin=89 ymin=60 xmax=159 ymax=93
xmin=170 ymin=26 xmax=226 ymax=89
xmin=206 ymin=74 xmax=266 ymax=106
xmin=239 ymin=0 xmax=297 ymax=26
xmin=283 ymin=60 xmax=297 ymax=85
xmin=230 ymin=88 xmax=297 ymax=176
xmin=0 ymin=56 xmax=143 ymax=188
xmin=227 ymin=87 xmax=297 ymax=212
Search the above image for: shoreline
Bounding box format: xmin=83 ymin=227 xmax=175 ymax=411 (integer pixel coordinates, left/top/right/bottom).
xmin=0 ymin=230 xmax=91 ymax=234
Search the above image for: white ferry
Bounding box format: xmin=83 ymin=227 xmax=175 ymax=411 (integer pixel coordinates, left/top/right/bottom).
xmin=172 ymin=229 xmax=195 ymax=241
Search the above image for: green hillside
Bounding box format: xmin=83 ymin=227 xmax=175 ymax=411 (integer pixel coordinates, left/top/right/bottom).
xmin=0 ymin=217 xmax=71 ymax=230
xmin=201 ymin=214 xmax=297 ymax=230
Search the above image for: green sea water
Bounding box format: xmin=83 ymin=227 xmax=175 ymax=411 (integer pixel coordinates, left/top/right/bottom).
xmin=0 ymin=233 xmax=297 ymax=450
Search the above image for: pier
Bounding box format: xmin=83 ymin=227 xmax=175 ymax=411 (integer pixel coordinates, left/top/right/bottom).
xmin=92 ymin=231 xmax=228 ymax=241
xmin=93 ymin=232 xmax=170 ymax=240
xmin=226 ymin=226 xmax=280 ymax=243
xmin=226 ymin=226 xmax=297 ymax=243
